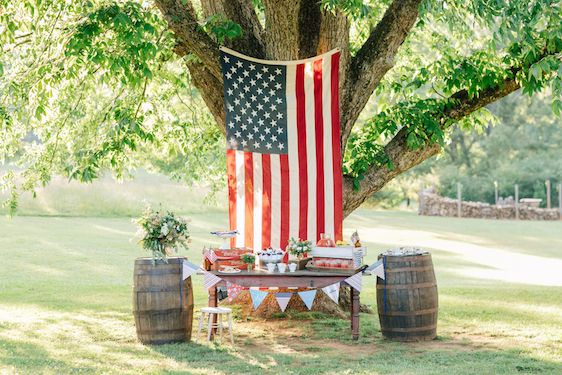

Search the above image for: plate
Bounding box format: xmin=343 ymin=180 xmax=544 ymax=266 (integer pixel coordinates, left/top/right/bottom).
xmin=218 ymin=268 xmax=241 ymax=274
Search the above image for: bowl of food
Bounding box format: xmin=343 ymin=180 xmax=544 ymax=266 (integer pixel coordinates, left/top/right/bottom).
xmin=257 ymin=247 xmax=285 ymax=264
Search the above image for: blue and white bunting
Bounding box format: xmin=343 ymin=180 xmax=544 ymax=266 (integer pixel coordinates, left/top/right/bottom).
xmin=298 ymin=290 xmax=317 ymax=310
xmin=365 ymin=259 xmax=385 ymax=280
xmin=344 ymin=272 xmax=362 ymax=292
xmin=322 ymin=283 xmax=340 ymax=304
xmin=275 ymin=292 xmax=293 ymax=312
xmin=203 ymin=270 xmax=222 ymax=289
xmin=182 ymin=260 xmax=202 ymax=280
xmin=250 ymin=289 xmax=269 ymax=310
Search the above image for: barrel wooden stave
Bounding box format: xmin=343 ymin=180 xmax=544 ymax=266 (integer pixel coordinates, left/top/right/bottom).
xmin=133 ymin=257 xmax=194 ymax=345
xmin=376 ymin=254 xmax=438 ymax=342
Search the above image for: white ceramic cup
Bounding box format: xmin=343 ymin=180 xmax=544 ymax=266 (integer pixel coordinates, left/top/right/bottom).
xmin=288 ymin=263 xmax=297 ymax=272
xmin=267 ymin=263 xmax=276 ymax=272
xmin=277 ymin=263 xmax=287 ymax=273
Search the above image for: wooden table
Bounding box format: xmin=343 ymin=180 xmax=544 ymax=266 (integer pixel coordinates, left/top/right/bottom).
xmin=208 ymin=269 xmax=361 ymax=340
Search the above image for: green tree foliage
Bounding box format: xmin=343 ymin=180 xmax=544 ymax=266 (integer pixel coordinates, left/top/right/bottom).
xmin=1 ymin=0 xmax=562 ymax=213
xmin=435 ymin=91 xmax=562 ymax=207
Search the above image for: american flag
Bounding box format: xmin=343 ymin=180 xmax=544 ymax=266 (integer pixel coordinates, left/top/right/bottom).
xmin=220 ymin=47 xmax=343 ymax=251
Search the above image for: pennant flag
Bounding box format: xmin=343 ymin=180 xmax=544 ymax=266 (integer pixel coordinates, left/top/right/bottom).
xmin=298 ymin=290 xmax=317 ymax=310
xmin=275 ymin=292 xmax=293 ymax=312
xmin=204 ymin=249 xmax=218 ymax=263
xmin=226 ymin=281 xmax=245 ymax=302
xmin=203 ymin=270 xmax=222 ymax=289
xmin=249 ymin=289 xmax=269 ymax=310
xmin=366 ymin=259 xmax=385 ymax=280
xmin=322 ymin=283 xmax=340 ymax=304
xmin=182 ymin=260 xmax=201 ymax=280
xmin=344 ymin=272 xmax=362 ymax=292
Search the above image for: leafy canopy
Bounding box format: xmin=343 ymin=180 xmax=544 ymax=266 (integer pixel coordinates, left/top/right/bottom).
xmin=1 ymin=0 xmax=562 ymax=211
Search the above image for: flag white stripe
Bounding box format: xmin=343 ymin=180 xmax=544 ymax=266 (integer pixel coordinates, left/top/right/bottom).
xmin=253 ymin=153 xmax=263 ymax=251
xmin=304 ymin=61 xmax=317 ymax=242
xmin=286 ymin=65 xmax=300 ymax=241
xmin=322 ymin=57 xmax=335 ymax=238
xmin=270 ymin=154 xmax=281 ymax=248
xmin=235 ymin=150 xmax=245 ymax=248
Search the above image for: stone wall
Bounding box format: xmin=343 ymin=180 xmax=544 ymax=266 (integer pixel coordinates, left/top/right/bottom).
xmin=418 ymin=191 xmax=560 ymax=220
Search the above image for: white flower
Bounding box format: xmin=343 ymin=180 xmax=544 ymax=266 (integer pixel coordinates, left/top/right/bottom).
xmin=161 ymin=225 xmax=170 ymax=236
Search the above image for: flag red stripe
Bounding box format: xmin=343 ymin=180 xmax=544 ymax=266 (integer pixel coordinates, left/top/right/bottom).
xmin=331 ymin=53 xmax=343 ymax=241
xmin=244 ymin=152 xmax=254 ymax=249
xmin=280 ymin=154 xmax=290 ymax=249
xmin=261 ymin=154 xmax=272 ymax=248
xmin=227 ymin=149 xmax=237 ymax=248
xmin=296 ymin=63 xmax=308 ymax=241
xmin=313 ymin=59 xmax=325 ymax=239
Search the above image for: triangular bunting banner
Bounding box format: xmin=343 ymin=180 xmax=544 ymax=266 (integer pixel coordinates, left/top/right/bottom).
xmin=366 ymin=259 xmax=385 ymax=280
xmin=249 ymin=289 xmax=269 ymax=310
xmin=322 ymin=283 xmax=340 ymax=304
xmin=298 ymin=290 xmax=317 ymax=310
xmin=203 ymin=270 xmax=222 ymax=289
xmin=344 ymin=272 xmax=362 ymax=292
xmin=275 ymin=292 xmax=293 ymax=312
xmin=226 ymin=281 xmax=245 ymax=302
xmin=182 ymin=260 xmax=201 ymax=280
xmin=204 ymin=248 xmax=218 ymax=263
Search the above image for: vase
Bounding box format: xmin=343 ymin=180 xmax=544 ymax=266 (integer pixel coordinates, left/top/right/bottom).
xmin=247 ymin=264 xmax=253 ymax=271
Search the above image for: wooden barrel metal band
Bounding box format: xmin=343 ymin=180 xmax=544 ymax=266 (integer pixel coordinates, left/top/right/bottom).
xmin=133 ymin=307 xmax=183 ymax=315
xmin=376 ymin=282 xmax=436 ymax=289
xmin=379 ymin=307 xmax=437 ymax=316
xmin=135 ymin=269 xmax=181 ymax=275
xmin=381 ymin=324 xmax=437 ymax=333
xmin=134 ymin=287 xmax=182 ymax=293
xmin=384 ymin=266 xmax=434 ymax=273
xmin=384 ymin=255 xmax=429 ymax=263
xmin=136 ymin=328 xmax=187 ymax=335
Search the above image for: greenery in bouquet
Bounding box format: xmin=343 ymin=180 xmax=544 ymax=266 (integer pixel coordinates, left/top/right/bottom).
xmin=287 ymin=238 xmax=312 ymax=259
xmin=241 ymin=253 xmax=256 ymax=265
xmin=136 ymin=206 xmax=190 ymax=262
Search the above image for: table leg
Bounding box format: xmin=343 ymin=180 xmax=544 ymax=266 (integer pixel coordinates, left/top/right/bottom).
xmin=351 ymin=287 xmax=360 ymax=340
xmin=208 ymin=285 xmax=218 ymax=340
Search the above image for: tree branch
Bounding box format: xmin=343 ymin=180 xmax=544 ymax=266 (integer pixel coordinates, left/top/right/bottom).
xmin=341 ymin=0 xmax=422 ymax=149
xmin=153 ymin=0 xmax=221 ymax=79
xmin=342 ymin=77 xmax=521 ymax=216
xmin=201 ymin=0 xmax=265 ymax=58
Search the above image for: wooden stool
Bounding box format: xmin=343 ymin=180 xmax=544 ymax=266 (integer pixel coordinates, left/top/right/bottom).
xmin=196 ymin=307 xmax=234 ymax=344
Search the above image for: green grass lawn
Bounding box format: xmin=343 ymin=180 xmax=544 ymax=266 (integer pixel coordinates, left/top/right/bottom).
xmin=0 ymin=175 xmax=561 ymax=374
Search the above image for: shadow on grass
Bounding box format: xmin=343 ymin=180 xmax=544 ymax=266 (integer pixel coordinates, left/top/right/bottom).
xmin=0 ymin=337 xmax=97 ymax=374
xmin=149 ymin=341 xmax=266 ymax=374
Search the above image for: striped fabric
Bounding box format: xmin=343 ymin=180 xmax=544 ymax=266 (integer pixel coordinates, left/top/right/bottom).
xmin=344 ymin=272 xmax=362 ymax=292
xmin=220 ymin=47 xmax=343 ymax=251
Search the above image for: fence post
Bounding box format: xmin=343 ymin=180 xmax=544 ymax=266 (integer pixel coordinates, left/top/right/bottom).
xmin=515 ymin=184 xmax=519 ymax=220
xmin=494 ymin=181 xmax=498 ymax=205
xmin=546 ymin=179 xmax=551 ymax=209
xmin=558 ymin=183 xmax=562 ymax=219
xmin=457 ymin=182 xmax=462 ymax=218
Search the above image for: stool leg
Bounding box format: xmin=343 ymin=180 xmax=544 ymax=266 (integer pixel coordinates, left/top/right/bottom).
xmin=228 ymin=313 xmax=234 ymax=345
xmin=207 ymin=313 xmax=214 ymax=342
xmin=218 ymin=313 xmax=223 ymax=343
xmin=196 ymin=312 xmax=205 ymax=342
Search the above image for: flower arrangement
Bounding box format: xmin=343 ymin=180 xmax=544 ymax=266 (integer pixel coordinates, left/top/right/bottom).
xmin=136 ymin=206 xmax=190 ymax=262
xmin=241 ymin=253 xmax=256 ymax=271
xmin=287 ymin=238 xmax=312 ymax=259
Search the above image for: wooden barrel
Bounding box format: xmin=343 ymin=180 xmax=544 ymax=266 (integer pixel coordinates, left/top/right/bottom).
xmin=376 ymin=253 xmax=438 ymax=341
xmin=133 ymin=257 xmax=194 ymax=345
